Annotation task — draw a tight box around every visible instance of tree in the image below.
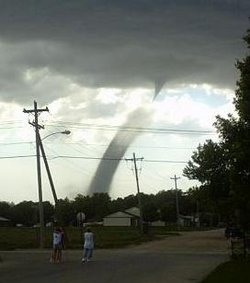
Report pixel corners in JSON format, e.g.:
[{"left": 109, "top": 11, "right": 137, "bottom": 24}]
[
  {"left": 11, "top": 201, "right": 37, "bottom": 226},
  {"left": 184, "top": 27, "right": 250, "bottom": 228},
  {"left": 215, "top": 29, "right": 250, "bottom": 227},
  {"left": 183, "top": 140, "right": 230, "bottom": 202},
  {"left": 43, "top": 201, "right": 55, "bottom": 224},
  {"left": 0, "top": 201, "right": 12, "bottom": 219},
  {"left": 55, "top": 198, "right": 75, "bottom": 226},
  {"left": 90, "top": 193, "right": 111, "bottom": 221}
]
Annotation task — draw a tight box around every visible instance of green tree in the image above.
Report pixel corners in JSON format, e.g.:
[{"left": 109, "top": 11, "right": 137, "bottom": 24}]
[
  {"left": 184, "top": 27, "right": 250, "bottom": 228},
  {"left": 90, "top": 193, "right": 111, "bottom": 221},
  {"left": 0, "top": 201, "right": 12, "bottom": 219},
  {"left": 183, "top": 140, "right": 230, "bottom": 202},
  {"left": 55, "top": 198, "right": 74, "bottom": 226},
  {"left": 43, "top": 201, "right": 55, "bottom": 224},
  {"left": 214, "top": 29, "right": 250, "bottom": 227},
  {"left": 11, "top": 201, "right": 37, "bottom": 226}
]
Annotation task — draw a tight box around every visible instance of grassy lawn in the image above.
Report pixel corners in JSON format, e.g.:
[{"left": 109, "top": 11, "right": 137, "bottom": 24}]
[
  {"left": 0, "top": 226, "right": 178, "bottom": 250},
  {"left": 200, "top": 260, "right": 250, "bottom": 283}
]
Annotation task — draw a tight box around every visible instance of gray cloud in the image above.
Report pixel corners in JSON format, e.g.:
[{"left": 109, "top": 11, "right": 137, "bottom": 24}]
[{"left": 0, "top": 0, "right": 249, "bottom": 103}]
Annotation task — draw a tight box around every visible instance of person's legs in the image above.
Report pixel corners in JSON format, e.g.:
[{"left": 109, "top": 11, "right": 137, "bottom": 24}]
[
  {"left": 51, "top": 246, "right": 59, "bottom": 263},
  {"left": 82, "top": 248, "right": 93, "bottom": 261},
  {"left": 88, "top": 249, "right": 93, "bottom": 260},
  {"left": 82, "top": 248, "right": 88, "bottom": 262},
  {"left": 57, "top": 247, "right": 62, "bottom": 262},
  {"left": 51, "top": 248, "right": 56, "bottom": 263}
]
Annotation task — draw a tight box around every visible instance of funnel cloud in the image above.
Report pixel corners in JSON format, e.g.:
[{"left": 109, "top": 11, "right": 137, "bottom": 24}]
[{"left": 88, "top": 107, "right": 153, "bottom": 195}]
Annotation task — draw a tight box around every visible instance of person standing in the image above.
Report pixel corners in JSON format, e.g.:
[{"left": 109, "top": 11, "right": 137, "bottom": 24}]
[
  {"left": 57, "top": 227, "right": 65, "bottom": 262},
  {"left": 82, "top": 228, "right": 94, "bottom": 262},
  {"left": 51, "top": 227, "right": 62, "bottom": 263}
]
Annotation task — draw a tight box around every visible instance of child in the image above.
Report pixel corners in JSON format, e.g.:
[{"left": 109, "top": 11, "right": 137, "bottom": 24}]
[
  {"left": 82, "top": 228, "right": 94, "bottom": 262},
  {"left": 51, "top": 227, "right": 62, "bottom": 263}
]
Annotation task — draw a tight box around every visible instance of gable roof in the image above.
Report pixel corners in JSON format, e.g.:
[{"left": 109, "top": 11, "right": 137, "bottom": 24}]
[
  {"left": 124, "top": 207, "right": 140, "bottom": 217},
  {"left": 104, "top": 207, "right": 140, "bottom": 219},
  {"left": 104, "top": 211, "right": 134, "bottom": 218}
]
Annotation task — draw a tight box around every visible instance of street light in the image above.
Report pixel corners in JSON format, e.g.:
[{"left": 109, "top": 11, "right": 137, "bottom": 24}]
[
  {"left": 37, "top": 129, "right": 71, "bottom": 248},
  {"left": 42, "top": 130, "right": 71, "bottom": 141}
]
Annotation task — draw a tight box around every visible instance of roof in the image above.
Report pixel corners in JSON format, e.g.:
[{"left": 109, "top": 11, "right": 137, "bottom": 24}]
[
  {"left": 124, "top": 207, "right": 140, "bottom": 217},
  {"left": 0, "top": 216, "right": 10, "bottom": 222},
  {"left": 104, "top": 207, "right": 140, "bottom": 219}
]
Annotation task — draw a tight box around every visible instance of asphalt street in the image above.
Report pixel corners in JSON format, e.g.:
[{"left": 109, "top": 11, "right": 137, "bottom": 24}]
[{"left": 0, "top": 230, "right": 229, "bottom": 283}]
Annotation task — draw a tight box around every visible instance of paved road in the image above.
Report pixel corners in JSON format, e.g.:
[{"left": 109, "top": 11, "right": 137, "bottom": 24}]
[{"left": 0, "top": 229, "right": 229, "bottom": 283}]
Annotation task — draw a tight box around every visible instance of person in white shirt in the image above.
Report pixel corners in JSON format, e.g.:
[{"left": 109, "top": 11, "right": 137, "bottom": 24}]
[
  {"left": 51, "top": 227, "right": 62, "bottom": 263},
  {"left": 82, "top": 228, "right": 94, "bottom": 262}
]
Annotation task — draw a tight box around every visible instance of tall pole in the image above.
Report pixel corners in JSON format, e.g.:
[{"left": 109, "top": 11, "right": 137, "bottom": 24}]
[
  {"left": 23, "top": 101, "right": 49, "bottom": 248},
  {"left": 35, "top": 102, "right": 44, "bottom": 248},
  {"left": 126, "top": 153, "right": 144, "bottom": 232},
  {"left": 171, "top": 174, "right": 181, "bottom": 229}
]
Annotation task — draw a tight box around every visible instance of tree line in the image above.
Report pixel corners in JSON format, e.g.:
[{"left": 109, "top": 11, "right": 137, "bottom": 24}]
[{"left": 0, "top": 189, "right": 219, "bottom": 227}]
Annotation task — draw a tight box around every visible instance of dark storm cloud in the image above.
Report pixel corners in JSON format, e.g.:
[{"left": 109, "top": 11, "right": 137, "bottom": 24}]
[{"left": 0, "top": 0, "right": 249, "bottom": 103}]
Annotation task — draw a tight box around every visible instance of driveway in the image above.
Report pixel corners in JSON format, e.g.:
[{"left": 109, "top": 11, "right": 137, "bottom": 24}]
[{"left": 0, "top": 229, "right": 229, "bottom": 283}]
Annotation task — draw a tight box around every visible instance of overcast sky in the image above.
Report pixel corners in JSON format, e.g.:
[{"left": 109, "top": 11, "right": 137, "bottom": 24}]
[{"left": 0, "top": 0, "right": 249, "bottom": 204}]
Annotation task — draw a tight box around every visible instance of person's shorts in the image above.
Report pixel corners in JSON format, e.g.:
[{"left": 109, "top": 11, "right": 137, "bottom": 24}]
[{"left": 53, "top": 244, "right": 62, "bottom": 250}]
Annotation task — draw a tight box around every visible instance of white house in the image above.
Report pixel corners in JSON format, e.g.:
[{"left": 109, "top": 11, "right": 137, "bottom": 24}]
[{"left": 103, "top": 207, "right": 140, "bottom": 227}]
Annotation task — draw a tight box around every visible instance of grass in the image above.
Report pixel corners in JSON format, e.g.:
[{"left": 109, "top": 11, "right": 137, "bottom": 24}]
[
  {"left": 0, "top": 226, "right": 178, "bottom": 250},
  {"left": 200, "top": 259, "right": 250, "bottom": 283}
]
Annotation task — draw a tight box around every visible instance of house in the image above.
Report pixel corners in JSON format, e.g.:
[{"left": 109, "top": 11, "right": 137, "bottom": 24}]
[
  {"left": 0, "top": 216, "right": 11, "bottom": 227},
  {"left": 103, "top": 207, "right": 140, "bottom": 227},
  {"left": 179, "top": 215, "right": 195, "bottom": 227},
  {"left": 151, "top": 220, "right": 165, "bottom": 227}
]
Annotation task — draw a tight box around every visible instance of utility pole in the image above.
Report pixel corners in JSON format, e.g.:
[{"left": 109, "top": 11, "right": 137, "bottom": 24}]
[
  {"left": 23, "top": 101, "right": 49, "bottom": 248},
  {"left": 171, "top": 174, "right": 181, "bottom": 229},
  {"left": 125, "top": 153, "right": 144, "bottom": 233}
]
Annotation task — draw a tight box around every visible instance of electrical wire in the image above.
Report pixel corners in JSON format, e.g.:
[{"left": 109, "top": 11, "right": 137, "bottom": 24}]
[
  {"left": 46, "top": 121, "right": 215, "bottom": 135},
  {"left": 0, "top": 153, "right": 188, "bottom": 163}
]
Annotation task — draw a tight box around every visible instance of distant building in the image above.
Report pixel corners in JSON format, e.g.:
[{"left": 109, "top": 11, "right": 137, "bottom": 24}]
[
  {"left": 0, "top": 216, "right": 11, "bottom": 227},
  {"left": 151, "top": 220, "right": 165, "bottom": 227},
  {"left": 103, "top": 207, "right": 140, "bottom": 227},
  {"left": 179, "top": 215, "right": 196, "bottom": 227}
]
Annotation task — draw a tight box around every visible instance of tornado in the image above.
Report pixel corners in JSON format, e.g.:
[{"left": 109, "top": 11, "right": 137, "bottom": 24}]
[
  {"left": 87, "top": 107, "right": 153, "bottom": 195},
  {"left": 153, "top": 79, "right": 166, "bottom": 100}
]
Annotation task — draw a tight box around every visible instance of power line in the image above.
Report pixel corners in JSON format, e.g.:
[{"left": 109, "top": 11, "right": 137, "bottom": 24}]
[
  {"left": 0, "top": 154, "right": 188, "bottom": 163},
  {"left": 0, "top": 140, "right": 197, "bottom": 150},
  {"left": 46, "top": 121, "right": 215, "bottom": 135},
  {"left": 0, "top": 154, "right": 36, "bottom": 159}
]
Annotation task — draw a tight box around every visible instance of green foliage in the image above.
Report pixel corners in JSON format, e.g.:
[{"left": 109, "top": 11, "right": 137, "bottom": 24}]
[
  {"left": 183, "top": 27, "right": 250, "bottom": 228},
  {"left": 0, "top": 227, "right": 40, "bottom": 249},
  {"left": 1, "top": 189, "right": 203, "bottom": 228},
  {"left": 11, "top": 201, "right": 38, "bottom": 226},
  {"left": 0, "top": 226, "right": 178, "bottom": 250},
  {"left": 55, "top": 198, "right": 75, "bottom": 225},
  {"left": 0, "top": 201, "right": 13, "bottom": 219}
]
